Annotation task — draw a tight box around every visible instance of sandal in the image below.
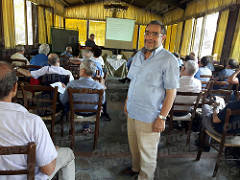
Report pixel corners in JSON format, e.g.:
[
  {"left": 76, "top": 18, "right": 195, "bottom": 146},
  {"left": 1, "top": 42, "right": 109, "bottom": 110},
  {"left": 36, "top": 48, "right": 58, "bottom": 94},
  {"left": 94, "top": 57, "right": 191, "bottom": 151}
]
[{"left": 121, "top": 167, "right": 139, "bottom": 176}]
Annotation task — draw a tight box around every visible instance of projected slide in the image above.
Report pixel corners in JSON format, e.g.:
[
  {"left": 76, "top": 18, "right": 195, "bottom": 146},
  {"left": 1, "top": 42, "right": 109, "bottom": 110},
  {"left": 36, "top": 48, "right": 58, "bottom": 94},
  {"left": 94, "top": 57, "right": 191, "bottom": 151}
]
[
  {"left": 105, "top": 17, "right": 135, "bottom": 49},
  {"left": 106, "top": 18, "right": 135, "bottom": 41}
]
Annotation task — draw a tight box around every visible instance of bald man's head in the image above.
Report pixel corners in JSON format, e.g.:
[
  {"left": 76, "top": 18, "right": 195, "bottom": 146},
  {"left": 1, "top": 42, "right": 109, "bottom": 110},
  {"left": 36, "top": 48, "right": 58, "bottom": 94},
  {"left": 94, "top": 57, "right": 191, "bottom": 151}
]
[
  {"left": 0, "top": 62, "right": 17, "bottom": 100},
  {"left": 48, "top": 53, "right": 60, "bottom": 66}
]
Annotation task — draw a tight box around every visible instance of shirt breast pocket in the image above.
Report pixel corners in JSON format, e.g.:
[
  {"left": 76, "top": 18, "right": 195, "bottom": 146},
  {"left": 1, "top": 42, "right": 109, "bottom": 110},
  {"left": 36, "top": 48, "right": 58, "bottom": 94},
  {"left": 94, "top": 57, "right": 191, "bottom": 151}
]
[{"left": 145, "top": 67, "right": 163, "bottom": 88}]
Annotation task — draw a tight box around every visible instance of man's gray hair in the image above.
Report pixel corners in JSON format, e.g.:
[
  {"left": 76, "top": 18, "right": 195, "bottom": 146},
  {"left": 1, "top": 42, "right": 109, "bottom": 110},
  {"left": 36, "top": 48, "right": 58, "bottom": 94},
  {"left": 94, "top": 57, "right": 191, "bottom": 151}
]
[
  {"left": 38, "top": 44, "right": 50, "bottom": 55},
  {"left": 184, "top": 60, "right": 198, "bottom": 75},
  {"left": 80, "top": 59, "right": 96, "bottom": 76},
  {"left": 146, "top": 20, "right": 166, "bottom": 35},
  {"left": 0, "top": 62, "right": 17, "bottom": 100},
  {"left": 48, "top": 53, "right": 59, "bottom": 66},
  {"left": 15, "top": 45, "right": 25, "bottom": 52}
]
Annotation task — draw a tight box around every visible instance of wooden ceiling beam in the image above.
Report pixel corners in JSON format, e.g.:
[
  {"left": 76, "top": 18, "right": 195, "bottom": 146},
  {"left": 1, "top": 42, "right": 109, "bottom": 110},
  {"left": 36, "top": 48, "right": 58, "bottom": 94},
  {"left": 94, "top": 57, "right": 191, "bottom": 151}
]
[
  {"left": 160, "top": 0, "right": 186, "bottom": 9},
  {"left": 55, "top": 0, "right": 71, "bottom": 7}
]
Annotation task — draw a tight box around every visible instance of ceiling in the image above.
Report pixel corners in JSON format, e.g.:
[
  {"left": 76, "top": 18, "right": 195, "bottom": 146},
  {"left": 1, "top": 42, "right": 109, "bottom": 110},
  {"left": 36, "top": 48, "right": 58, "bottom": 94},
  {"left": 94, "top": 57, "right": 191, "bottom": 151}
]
[{"left": 56, "top": 0, "right": 194, "bottom": 16}]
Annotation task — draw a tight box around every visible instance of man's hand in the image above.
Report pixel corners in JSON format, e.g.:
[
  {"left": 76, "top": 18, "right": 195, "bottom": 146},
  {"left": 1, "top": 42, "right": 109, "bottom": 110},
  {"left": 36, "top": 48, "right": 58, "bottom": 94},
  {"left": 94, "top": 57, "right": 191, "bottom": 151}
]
[{"left": 153, "top": 118, "right": 165, "bottom": 133}]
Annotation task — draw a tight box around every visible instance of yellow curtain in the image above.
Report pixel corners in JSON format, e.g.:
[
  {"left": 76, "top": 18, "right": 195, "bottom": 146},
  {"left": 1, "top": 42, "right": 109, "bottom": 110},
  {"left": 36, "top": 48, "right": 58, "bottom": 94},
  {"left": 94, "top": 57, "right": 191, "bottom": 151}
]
[
  {"left": 212, "top": 9, "right": 229, "bottom": 61},
  {"left": 169, "top": 24, "right": 178, "bottom": 53},
  {"left": 45, "top": 9, "right": 52, "bottom": 44},
  {"left": 2, "top": 0, "right": 15, "bottom": 48},
  {"left": 65, "top": 2, "right": 162, "bottom": 25},
  {"left": 38, "top": 6, "right": 46, "bottom": 44},
  {"left": 163, "top": 9, "right": 184, "bottom": 25},
  {"left": 65, "top": 19, "right": 87, "bottom": 45},
  {"left": 132, "top": 25, "right": 138, "bottom": 49},
  {"left": 28, "top": 0, "right": 65, "bottom": 16},
  {"left": 54, "top": 15, "right": 64, "bottom": 28},
  {"left": 89, "top": 21, "right": 105, "bottom": 46},
  {"left": 180, "top": 19, "right": 193, "bottom": 56},
  {"left": 138, "top": 25, "right": 146, "bottom": 49},
  {"left": 184, "top": 0, "right": 237, "bottom": 19},
  {"left": 230, "top": 9, "right": 240, "bottom": 62},
  {"left": 174, "top": 21, "right": 183, "bottom": 53},
  {"left": 164, "top": 25, "right": 172, "bottom": 50}
]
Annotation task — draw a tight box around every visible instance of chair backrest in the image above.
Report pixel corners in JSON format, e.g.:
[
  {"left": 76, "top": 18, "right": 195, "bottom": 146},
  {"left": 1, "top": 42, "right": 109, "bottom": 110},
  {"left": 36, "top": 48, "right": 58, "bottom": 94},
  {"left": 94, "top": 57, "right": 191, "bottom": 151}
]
[
  {"left": 222, "top": 109, "right": 240, "bottom": 138},
  {"left": 200, "top": 75, "right": 213, "bottom": 90},
  {"left": 211, "top": 80, "right": 233, "bottom": 90},
  {"left": 207, "top": 89, "right": 233, "bottom": 105},
  {"left": 170, "top": 91, "right": 202, "bottom": 120},
  {"left": 0, "top": 142, "right": 36, "bottom": 180},
  {"left": 64, "top": 65, "right": 80, "bottom": 79},
  {"left": 20, "top": 84, "right": 58, "bottom": 117},
  {"left": 67, "top": 88, "right": 104, "bottom": 117},
  {"left": 41, "top": 74, "right": 70, "bottom": 86}
]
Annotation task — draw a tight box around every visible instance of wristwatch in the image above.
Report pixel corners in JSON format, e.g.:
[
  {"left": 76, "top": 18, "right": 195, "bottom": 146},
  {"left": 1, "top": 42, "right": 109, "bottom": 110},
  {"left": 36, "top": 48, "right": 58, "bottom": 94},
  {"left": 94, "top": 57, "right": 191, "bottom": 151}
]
[{"left": 158, "top": 114, "right": 166, "bottom": 120}]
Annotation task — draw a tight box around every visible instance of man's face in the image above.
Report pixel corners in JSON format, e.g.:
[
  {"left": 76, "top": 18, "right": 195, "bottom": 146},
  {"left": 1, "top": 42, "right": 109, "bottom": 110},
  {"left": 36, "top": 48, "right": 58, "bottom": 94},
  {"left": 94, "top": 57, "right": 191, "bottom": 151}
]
[
  {"left": 90, "top": 35, "right": 94, "bottom": 41},
  {"left": 144, "top": 24, "right": 166, "bottom": 51}
]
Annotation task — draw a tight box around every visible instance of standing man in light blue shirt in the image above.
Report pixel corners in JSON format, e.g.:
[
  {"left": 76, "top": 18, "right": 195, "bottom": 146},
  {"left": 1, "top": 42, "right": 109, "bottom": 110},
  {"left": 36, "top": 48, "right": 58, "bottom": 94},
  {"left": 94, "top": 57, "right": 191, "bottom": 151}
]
[{"left": 122, "top": 21, "right": 179, "bottom": 180}]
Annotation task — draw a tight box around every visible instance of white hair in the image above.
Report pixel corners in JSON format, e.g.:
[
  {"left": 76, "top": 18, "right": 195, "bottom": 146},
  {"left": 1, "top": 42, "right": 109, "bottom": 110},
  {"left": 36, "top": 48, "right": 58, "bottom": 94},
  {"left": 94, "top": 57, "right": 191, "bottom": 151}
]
[
  {"left": 184, "top": 60, "right": 199, "bottom": 75},
  {"left": 38, "top": 44, "right": 50, "bottom": 55},
  {"left": 80, "top": 59, "right": 96, "bottom": 76},
  {"left": 15, "top": 45, "right": 25, "bottom": 52}
]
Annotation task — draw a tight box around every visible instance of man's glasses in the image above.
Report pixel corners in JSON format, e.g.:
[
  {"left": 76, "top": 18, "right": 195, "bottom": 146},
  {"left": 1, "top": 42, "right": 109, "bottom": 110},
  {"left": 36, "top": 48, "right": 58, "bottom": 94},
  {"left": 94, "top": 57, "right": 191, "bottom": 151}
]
[{"left": 144, "top": 31, "right": 162, "bottom": 37}]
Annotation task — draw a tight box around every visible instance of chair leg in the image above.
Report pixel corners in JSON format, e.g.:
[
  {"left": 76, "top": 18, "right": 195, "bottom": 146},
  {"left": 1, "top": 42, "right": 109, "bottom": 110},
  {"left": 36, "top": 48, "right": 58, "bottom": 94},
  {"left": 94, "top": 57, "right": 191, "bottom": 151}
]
[
  {"left": 186, "top": 121, "right": 192, "bottom": 147},
  {"left": 51, "top": 117, "right": 55, "bottom": 142},
  {"left": 213, "top": 144, "right": 224, "bottom": 177},
  {"left": 93, "top": 121, "right": 99, "bottom": 150},
  {"left": 196, "top": 129, "right": 206, "bottom": 161},
  {"left": 70, "top": 116, "right": 75, "bottom": 150}
]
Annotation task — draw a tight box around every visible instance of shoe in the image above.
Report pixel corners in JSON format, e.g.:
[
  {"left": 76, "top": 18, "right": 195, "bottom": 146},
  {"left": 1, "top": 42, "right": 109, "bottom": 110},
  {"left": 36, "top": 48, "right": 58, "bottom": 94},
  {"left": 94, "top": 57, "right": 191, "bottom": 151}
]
[
  {"left": 81, "top": 128, "right": 92, "bottom": 135},
  {"left": 118, "top": 78, "right": 127, "bottom": 84},
  {"left": 101, "top": 113, "right": 111, "bottom": 121},
  {"left": 121, "top": 167, "right": 139, "bottom": 176}
]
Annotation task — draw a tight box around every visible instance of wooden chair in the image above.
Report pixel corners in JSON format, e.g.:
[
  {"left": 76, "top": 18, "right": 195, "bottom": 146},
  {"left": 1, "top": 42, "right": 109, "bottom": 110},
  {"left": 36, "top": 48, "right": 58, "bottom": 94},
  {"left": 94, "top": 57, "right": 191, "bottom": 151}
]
[
  {"left": 196, "top": 109, "right": 240, "bottom": 177},
  {"left": 167, "top": 92, "right": 202, "bottom": 146},
  {"left": 200, "top": 75, "right": 213, "bottom": 91},
  {"left": 211, "top": 78, "right": 233, "bottom": 90},
  {"left": 68, "top": 88, "right": 104, "bottom": 150},
  {"left": 64, "top": 65, "right": 80, "bottom": 79},
  {"left": 0, "top": 142, "right": 36, "bottom": 180},
  {"left": 20, "top": 84, "right": 62, "bottom": 142},
  {"left": 206, "top": 89, "right": 233, "bottom": 105}
]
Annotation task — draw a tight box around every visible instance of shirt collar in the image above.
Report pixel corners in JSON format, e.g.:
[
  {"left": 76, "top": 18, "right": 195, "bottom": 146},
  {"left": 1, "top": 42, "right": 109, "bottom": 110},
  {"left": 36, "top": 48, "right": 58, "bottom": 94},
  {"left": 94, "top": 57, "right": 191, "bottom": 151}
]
[
  {"left": 141, "top": 45, "right": 163, "bottom": 57},
  {"left": 79, "top": 77, "right": 94, "bottom": 81},
  {"left": 181, "top": 75, "right": 194, "bottom": 79}
]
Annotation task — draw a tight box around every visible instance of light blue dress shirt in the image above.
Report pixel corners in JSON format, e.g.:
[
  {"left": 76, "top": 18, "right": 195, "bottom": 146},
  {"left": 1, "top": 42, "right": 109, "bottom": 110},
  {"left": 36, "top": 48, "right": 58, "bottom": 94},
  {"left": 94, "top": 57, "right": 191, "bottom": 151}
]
[
  {"left": 127, "top": 46, "right": 179, "bottom": 123},
  {"left": 60, "top": 77, "right": 105, "bottom": 111}
]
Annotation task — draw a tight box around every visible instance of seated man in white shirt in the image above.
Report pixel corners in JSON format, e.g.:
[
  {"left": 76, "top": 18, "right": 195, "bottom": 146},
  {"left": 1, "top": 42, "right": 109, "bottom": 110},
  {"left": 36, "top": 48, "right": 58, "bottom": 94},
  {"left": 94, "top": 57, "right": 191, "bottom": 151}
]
[
  {"left": 10, "top": 45, "right": 30, "bottom": 66},
  {"left": 16, "top": 53, "right": 74, "bottom": 84},
  {"left": 0, "top": 62, "right": 75, "bottom": 180},
  {"left": 174, "top": 60, "right": 202, "bottom": 129}
]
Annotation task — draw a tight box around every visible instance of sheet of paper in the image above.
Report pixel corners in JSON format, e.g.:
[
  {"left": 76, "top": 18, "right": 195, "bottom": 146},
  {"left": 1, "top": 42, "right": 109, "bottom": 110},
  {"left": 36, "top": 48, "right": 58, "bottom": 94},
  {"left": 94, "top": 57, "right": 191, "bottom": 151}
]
[{"left": 50, "top": 82, "right": 65, "bottom": 94}]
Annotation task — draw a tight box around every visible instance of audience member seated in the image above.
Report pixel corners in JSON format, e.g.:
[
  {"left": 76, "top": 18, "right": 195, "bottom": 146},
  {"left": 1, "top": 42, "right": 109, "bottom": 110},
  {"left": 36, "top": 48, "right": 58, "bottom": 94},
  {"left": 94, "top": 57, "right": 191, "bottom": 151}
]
[
  {"left": 174, "top": 60, "right": 201, "bottom": 128},
  {"left": 60, "top": 60, "right": 106, "bottom": 133},
  {"left": 61, "top": 46, "right": 73, "bottom": 58},
  {"left": 228, "top": 64, "right": 240, "bottom": 85},
  {"left": 173, "top": 52, "right": 183, "bottom": 67},
  {"left": 91, "top": 45, "right": 105, "bottom": 67},
  {"left": 30, "top": 44, "right": 50, "bottom": 68},
  {"left": 194, "top": 56, "right": 212, "bottom": 87},
  {"left": 200, "top": 100, "right": 240, "bottom": 151},
  {"left": 10, "top": 45, "right": 30, "bottom": 66},
  {"left": 85, "top": 33, "right": 96, "bottom": 48},
  {"left": 0, "top": 62, "right": 75, "bottom": 180},
  {"left": 16, "top": 53, "right": 74, "bottom": 84}
]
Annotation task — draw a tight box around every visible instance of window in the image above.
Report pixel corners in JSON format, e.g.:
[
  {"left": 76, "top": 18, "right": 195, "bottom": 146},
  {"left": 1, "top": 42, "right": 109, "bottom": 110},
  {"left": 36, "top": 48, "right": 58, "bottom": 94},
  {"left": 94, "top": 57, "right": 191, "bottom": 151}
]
[
  {"left": 192, "top": 17, "right": 203, "bottom": 57},
  {"left": 200, "top": 12, "right": 219, "bottom": 57},
  {"left": 27, "top": 1, "right": 33, "bottom": 45},
  {"left": 65, "top": 19, "right": 87, "bottom": 45},
  {"left": 14, "top": 0, "right": 25, "bottom": 45},
  {"left": 138, "top": 25, "right": 146, "bottom": 50},
  {"left": 89, "top": 20, "right": 105, "bottom": 46}
]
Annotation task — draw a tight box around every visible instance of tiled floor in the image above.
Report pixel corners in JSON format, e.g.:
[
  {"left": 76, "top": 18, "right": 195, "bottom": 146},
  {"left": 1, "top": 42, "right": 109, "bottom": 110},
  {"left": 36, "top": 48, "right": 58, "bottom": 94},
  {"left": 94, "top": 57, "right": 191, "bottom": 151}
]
[{"left": 54, "top": 77, "right": 240, "bottom": 180}]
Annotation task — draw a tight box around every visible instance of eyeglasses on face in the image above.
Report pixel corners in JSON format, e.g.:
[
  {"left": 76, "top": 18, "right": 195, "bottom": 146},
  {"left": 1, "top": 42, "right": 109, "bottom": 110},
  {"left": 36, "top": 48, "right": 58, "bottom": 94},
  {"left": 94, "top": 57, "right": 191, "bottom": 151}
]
[{"left": 144, "top": 31, "right": 162, "bottom": 37}]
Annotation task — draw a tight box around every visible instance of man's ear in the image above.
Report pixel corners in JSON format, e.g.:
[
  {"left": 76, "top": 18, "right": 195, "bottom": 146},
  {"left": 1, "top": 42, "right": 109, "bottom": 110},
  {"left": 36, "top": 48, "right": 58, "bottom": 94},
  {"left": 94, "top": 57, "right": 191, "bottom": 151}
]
[
  {"left": 161, "top": 34, "right": 167, "bottom": 43},
  {"left": 11, "top": 82, "right": 18, "bottom": 98}
]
